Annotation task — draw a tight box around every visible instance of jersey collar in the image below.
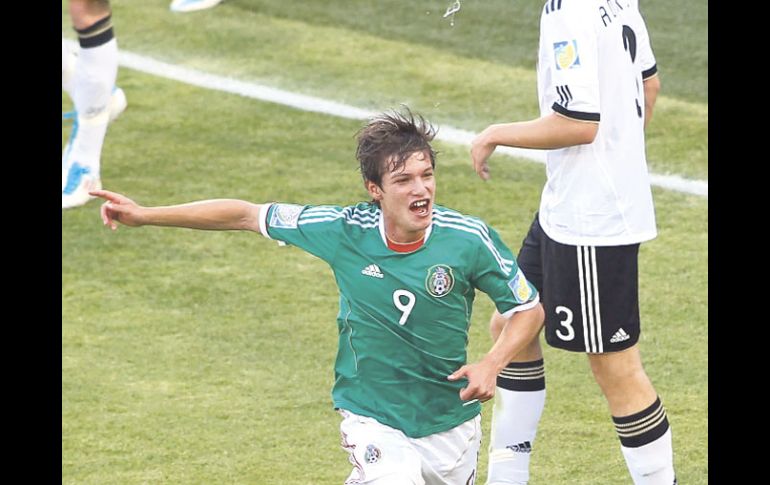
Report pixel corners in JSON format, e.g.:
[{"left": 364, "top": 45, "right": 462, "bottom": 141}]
[{"left": 377, "top": 209, "right": 434, "bottom": 250}]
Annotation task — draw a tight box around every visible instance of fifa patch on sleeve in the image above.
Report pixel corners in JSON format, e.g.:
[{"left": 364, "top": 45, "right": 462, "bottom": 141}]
[
  {"left": 553, "top": 40, "right": 580, "bottom": 70},
  {"left": 508, "top": 269, "right": 533, "bottom": 303},
  {"left": 270, "top": 204, "right": 303, "bottom": 229}
]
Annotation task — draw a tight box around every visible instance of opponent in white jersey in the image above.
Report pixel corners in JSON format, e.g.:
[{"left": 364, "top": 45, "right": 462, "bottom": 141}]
[
  {"left": 536, "top": 0, "right": 658, "bottom": 246},
  {"left": 471, "top": 1, "right": 675, "bottom": 484}
]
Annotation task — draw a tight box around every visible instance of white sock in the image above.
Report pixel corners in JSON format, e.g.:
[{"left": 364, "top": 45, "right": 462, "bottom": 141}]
[
  {"left": 62, "top": 40, "right": 77, "bottom": 99},
  {"left": 486, "top": 360, "right": 546, "bottom": 485},
  {"left": 72, "top": 37, "right": 117, "bottom": 121},
  {"left": 64, "top": 111, "right": 110, "bottom": 182},
  {"left": 621, "top": 428, "right": 676, "bottom": 484},
  {"left": 615, "top": 397, "right": 676, "bottom": 485},
  {"left": 66, "top": 15, "right": 119, "bottom": 179}
]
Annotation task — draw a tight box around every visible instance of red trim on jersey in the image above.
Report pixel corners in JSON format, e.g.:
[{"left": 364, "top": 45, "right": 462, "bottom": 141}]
[{"left": 387, "top": 237, "right": 425, "bottom": 253}]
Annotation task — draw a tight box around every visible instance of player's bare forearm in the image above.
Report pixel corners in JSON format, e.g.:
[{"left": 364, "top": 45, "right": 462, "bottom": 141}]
[
  {"left": 448, "top": 303, "right": 544, "bottom": 402},
  {"left": 471, "top": 114, "right": 597, "bottom": 180},
  {"left": 478, "top": 113, "right": 597, "bottom": 151},
  {"left": 482, "top": 303, "right": 545, "bottom": 372},
  {"left": 90, "top": 189, "right": 263, "bottom": 232},
  {"left": 140, "top": 199, "right": 262, "bottom": 231}
]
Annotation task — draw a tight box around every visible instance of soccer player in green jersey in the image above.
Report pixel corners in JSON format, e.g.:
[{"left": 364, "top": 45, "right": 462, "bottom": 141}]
[{"left": 90, "top": 108, "right": 544, "bottom": 484}]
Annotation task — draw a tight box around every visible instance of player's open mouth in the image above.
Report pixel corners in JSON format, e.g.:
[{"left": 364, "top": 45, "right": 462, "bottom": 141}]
[{"left": 409, "top": 199, "right": 431, "bottom": 216}]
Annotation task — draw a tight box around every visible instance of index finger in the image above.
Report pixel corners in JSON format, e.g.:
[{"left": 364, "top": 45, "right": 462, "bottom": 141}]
[
  {"left": 89, "top": 189, "right": 123, "bottom": 203},
  {"left": 447, "top": 366, "right": 467, "bottom": 381}
]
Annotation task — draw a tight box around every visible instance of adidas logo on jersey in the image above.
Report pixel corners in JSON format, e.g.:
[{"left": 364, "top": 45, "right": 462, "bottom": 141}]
[
  {"left": 610, "top": 328, "right": 631, "bottom": 343},
  {"left": 506, "top": 441, "right": 532, "bottom": 453},
  {"left": 361, "top": 264, "right": 384, "bottom": 279}
]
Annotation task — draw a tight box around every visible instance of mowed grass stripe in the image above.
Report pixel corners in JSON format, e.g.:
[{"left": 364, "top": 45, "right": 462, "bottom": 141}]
[
  {"left": 62, "top": 37, "right": 707, "bottom": 197},
  {"left": 63, "top": 1, "right": 707, "bottom": 180}
]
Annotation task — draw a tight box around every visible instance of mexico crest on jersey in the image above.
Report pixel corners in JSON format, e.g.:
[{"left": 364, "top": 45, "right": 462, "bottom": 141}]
[
  {"left": 507, "top": 268, "right": 533, "bottom": 303},
  {"left": 425, "top": 264, "right": 455, "bottom": 298},
  {"left": 553, "top": 40, "right": 580, "bottom": 70},
  {"left": 364, "top": 444, "right": 381, "bottom": 464}
]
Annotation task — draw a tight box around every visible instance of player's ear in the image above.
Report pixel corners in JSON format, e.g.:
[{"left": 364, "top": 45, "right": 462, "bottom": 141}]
[{"left": 366, "top": 180, "right": 383, "bottom": 201}]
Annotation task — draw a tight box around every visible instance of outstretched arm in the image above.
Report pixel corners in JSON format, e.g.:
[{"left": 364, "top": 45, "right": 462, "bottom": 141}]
[
  {"left": 90, "top": 189, "right": 263, "bottom": 233},
  {"left": 448, "top": 303, "right": 545, "bottom": 402},
  {"left": 471, "top": 112, "right": 598, "bottom": 180}
]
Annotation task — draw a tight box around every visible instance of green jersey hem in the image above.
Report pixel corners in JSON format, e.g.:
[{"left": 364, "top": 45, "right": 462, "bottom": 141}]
[{"left": 333, "top": 399, "right": 481, "bottom": 439}]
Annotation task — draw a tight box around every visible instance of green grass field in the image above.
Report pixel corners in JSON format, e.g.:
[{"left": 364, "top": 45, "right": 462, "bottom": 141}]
[{"left": 62, "top": 2, "right": 707, "bottom": 483}]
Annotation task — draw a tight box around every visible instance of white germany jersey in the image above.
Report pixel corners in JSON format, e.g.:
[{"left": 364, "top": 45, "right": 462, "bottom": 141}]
[{"left": 536, "top": 0, "right": 658, "bottom": 246}]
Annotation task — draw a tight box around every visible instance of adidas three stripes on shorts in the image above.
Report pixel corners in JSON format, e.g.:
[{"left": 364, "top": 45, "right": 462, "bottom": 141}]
[{"left": 517, "top": 215, "right": 641, "bottom": 354}]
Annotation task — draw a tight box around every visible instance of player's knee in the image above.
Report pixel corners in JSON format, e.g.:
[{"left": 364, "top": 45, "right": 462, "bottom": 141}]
[
  {"left": 69, "top": 0, "right": 111, "bottom": 29},
  {"left": 594, "top": 370, "right": 653, "bottom": 405},
  {"left": 589, "top": 346, "right": 645, "bottom": 382}
]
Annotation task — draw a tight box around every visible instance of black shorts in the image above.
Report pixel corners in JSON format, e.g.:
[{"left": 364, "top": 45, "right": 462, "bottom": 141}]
[{"left": 518, "top": 214, "right": 641, "bottom": 353}]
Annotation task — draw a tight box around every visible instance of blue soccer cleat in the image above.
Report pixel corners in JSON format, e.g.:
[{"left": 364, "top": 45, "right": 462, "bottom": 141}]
[
  {"left": 61, "top": 87, "right": 125, "bottom": 208},
  {"left": 61, "top": 162, "right": 101, "bottom": 209}
]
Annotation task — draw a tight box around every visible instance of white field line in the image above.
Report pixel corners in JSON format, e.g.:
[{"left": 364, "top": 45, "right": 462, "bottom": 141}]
[{"left": 63, "top": 39, "right": 708, "bottom": 198}]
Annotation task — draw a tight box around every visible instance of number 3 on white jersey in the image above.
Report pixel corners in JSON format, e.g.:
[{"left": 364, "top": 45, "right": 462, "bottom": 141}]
[{"left": 393, "top": 290, "right": 416, "bottom": 325}]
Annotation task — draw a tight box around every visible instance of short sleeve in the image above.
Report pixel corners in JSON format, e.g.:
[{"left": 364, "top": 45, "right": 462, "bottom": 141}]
[
  {"left": 540, "top": 3, "right": 601, "bottom": 122},
  {"left": 471, "top": 223, "right": 540, "bottom": 317},
  {"left": 633, "top": 8, "right": 657, "bottom": 79},
  {"left": 259, "top": 203, "right": 345, "bottom": 264}
]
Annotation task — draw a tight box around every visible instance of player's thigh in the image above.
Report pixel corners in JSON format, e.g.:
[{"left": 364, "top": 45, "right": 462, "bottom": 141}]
[
  {"left": 541, "top": 238, "right": 641, "bottom": 354},
  {"left": 587, "top": 344, "right": 653, "bottom": 393},
  {"left": 339, "top": 410, "right": 424, "bottom": 485},
  {"left": 411, "top": 414, "right": 481, "bottom": 485}
]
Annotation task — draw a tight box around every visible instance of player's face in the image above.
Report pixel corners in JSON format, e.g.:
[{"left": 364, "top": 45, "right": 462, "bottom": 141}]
[{"left": 367, "top": 151, "right": 435, "bottom": 243}]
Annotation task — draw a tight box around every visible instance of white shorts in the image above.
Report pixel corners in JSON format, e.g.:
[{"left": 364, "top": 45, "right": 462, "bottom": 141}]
[{"left": 338, "top": 409, "right": 481, "bottom": 485}]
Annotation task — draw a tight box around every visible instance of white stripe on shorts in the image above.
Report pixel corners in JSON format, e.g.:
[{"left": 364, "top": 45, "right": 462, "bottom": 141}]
[
  {"left": 590, "top": 246, "right": 604, "bottom": 353},
  {"left": 577, "top": 246, "right": 603, "bottom": 353}
]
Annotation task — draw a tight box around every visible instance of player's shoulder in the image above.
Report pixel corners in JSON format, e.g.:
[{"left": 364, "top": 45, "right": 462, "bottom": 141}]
[
  {"left": 433, "top": 204, "right": 486, "bottom": 223},
  {"left": 298, "top": 202, "right": 380, "bottom": 228},
  {"left": 432, "top": 206, "right": 514, "bottom": 270},
  {"left": 432, "top": 205, "right": 493, "bottom": 241},
  {"left": 348, "top": 201, "right": 381, "bottom": 217},
  {"left": 343, "top": 202, "right": 381, "bottom": 226}
]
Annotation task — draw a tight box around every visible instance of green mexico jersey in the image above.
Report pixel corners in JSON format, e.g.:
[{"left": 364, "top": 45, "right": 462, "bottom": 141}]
[{"left": 259, "top": 202, "right": 539, "bottom": 438}]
